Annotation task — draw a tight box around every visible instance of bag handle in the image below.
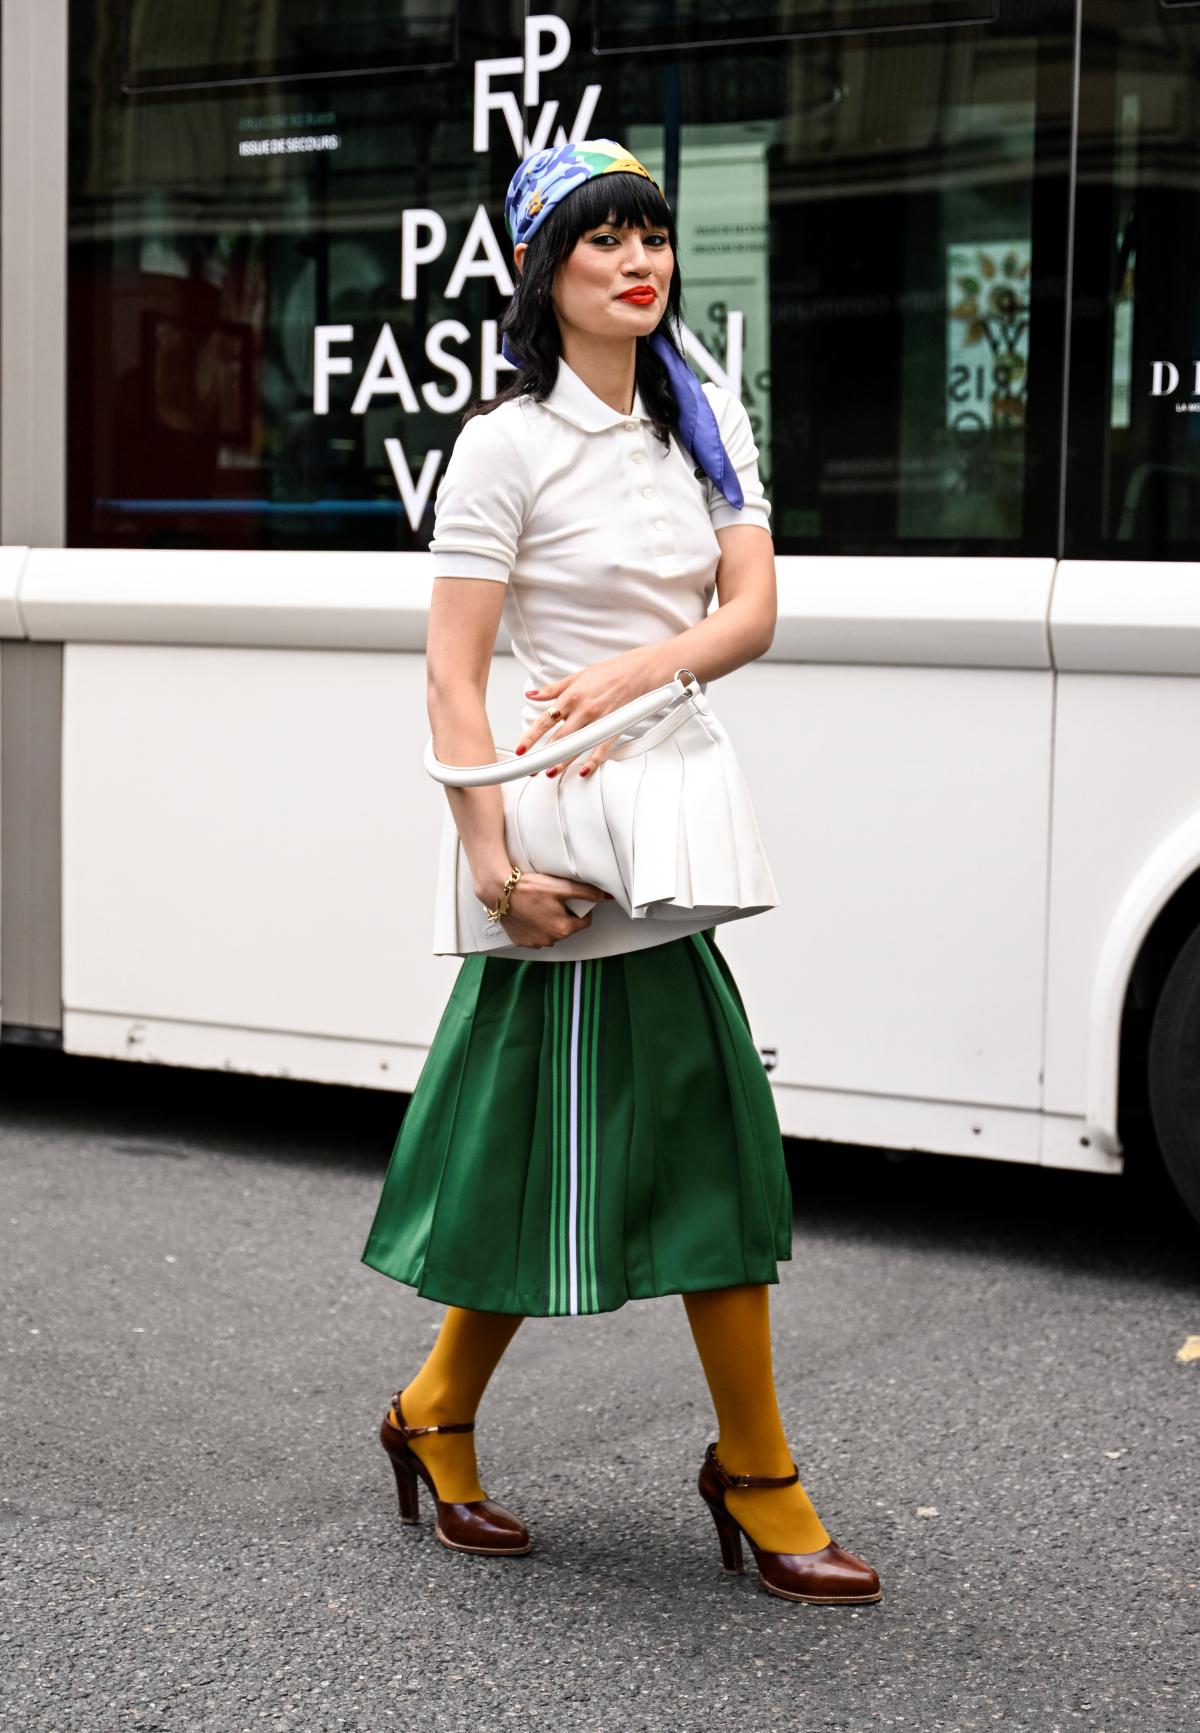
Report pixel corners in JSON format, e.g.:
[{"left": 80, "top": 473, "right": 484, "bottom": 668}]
[{"left": 424, "top": 668, "right": 700, "bottom": 788}]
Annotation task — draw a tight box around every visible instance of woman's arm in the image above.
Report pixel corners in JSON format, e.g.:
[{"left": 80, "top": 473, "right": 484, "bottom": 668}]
[
  {"left": 635, "top": 521, "right": 777, "bottom": 686},
  {"left": 426, "top": 573, "right": 514, "bottom": 910},
  {"left": 427, "top": 571, "right": 614, "bottom": 945}
]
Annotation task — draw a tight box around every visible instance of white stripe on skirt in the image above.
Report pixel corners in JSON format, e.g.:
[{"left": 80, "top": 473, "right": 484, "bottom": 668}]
[{"left": 567, "top": 960, "right": 582, "bottom": 1316}]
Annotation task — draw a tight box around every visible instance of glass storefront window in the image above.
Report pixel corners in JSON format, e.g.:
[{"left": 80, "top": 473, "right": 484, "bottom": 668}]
[
  {"left": 67, "top": 1, "right": 1075, "bottom": 555},
  {"left": 593, "top": 1, "right": 997, "bottom": 54},
  {"left": 122, "top": 1, "right": 458, "bottom": 91},
  {"left": 69, "top": 1, "right": 515, "bottom": 552},
  {"left": 1066, "top": 0, "right": 1200, "bottom": 558}
]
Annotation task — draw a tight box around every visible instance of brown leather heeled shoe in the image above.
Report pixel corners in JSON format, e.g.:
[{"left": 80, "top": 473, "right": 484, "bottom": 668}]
[
  {"left": 698, "top": 1441, "right": 881, "bottom": 1604},
  {"left": 379, "top": 1388, "right": 531, "bottom": 1557}
]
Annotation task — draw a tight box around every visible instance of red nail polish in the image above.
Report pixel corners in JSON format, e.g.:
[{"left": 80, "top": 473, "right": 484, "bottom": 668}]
[
  {"left": 580, "top": 767, "right": 590, "bottom": 777},
  {"left": 547, "top": 767, "right": 558, "bottom": 777},
  {"left": 515, "top": 745, "right": 526, "bottom": 755}
]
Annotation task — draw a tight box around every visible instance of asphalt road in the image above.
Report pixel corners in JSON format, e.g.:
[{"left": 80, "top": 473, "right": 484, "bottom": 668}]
[{"left": 3, "top": 1046, "right": 1199, "bottom": 1733}]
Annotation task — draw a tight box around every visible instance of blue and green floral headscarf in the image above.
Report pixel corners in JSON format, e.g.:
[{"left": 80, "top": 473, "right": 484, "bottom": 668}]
[
  {"left": 504, "top": 139, "right": 658, "bottom": 250},
  {"left": 502, "top": 138, "right": 745, "bottom": 511}
]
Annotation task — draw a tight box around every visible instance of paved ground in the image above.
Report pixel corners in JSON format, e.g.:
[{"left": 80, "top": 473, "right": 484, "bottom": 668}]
[{"left": 3, "top": 1046, "right": 1199, "bottom": 1733}]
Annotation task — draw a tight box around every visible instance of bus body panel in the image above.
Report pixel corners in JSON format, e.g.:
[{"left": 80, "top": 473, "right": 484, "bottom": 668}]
[{"left": 1043, "top": 670, "right": 1200, "bottom": 1137}]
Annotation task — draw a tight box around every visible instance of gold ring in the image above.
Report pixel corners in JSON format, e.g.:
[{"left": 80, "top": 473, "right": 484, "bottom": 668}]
[{"left": 548, "top": 708, "right": 563, "bottom": 722}]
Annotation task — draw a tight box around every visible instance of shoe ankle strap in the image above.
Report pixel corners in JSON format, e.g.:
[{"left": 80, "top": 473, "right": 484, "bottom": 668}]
[
  {"left": 399, "top": 1419, "right": 475, "bottom": 1437},
  {"left": 389, "top": 1392, "right": 475, "bottom": 1439},
  {"left": 705, "top": 1440, "right": 799, "bottom": 1490}
]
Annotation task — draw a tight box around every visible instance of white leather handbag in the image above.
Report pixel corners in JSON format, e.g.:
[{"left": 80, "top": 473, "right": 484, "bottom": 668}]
[{"left": 425, "top": 668, "right": 779, "bottom": 961}]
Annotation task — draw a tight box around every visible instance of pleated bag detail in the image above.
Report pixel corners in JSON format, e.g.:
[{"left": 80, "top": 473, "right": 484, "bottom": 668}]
[{"left": 429, "top": 672, "right": 779, "bottom": 962}]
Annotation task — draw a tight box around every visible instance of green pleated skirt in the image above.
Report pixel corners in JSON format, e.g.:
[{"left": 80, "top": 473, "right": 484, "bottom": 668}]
[{"left": 360, "top": 926, "right": 792, "bottom": 1317}]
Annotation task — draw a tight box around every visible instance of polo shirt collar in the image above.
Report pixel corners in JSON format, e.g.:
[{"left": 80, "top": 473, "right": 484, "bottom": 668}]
[{"left": 540, "top": 356, "right": 650, "bottom": 432}]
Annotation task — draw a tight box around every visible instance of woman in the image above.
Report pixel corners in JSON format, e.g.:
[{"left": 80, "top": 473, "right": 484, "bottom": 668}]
[{"left": 361, "top": 139, "right": 881, "bottom": 1606}]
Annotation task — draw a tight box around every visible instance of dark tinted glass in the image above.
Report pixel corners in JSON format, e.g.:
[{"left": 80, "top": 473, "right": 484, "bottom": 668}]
[
  {"left": 581, "top": 2, "right": 1073, "bottom": 551},
  {"left": 69, "top": 0, "right": 510, "bottom": 551},
  {"left": 66, "top": 0, "right": 1074, "bottom": 555},
  {"left": 1065, "top": 0, "right": 1200, "bottom": 557},
  {"left": 594, "top": 0, "right": 995, "bottom": 53},
  {"left": 121, "top": 1, "right": 458, "bottom": 91}
]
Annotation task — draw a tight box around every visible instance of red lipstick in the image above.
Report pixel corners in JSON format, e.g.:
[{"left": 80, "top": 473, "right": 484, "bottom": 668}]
[{"left": 617, "top": 286, "right": 657, "bottom": 304}]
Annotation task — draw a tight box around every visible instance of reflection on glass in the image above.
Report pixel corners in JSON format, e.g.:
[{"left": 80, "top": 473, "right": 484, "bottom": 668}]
[
  {"left": 596, "top": 12, "right": 1070, "bottom": 550},
  {"left": 123, "top": 0, "right": 458, "bottom": 90},
  {"left": 1068, "top": 0, "right": 1200, "bottom": 556},
  {"left": 759, "top": 27, "right": 1064, "bottom": 549},
  {"left": 594, "top": 0, "right": 995, "bottom": 54},
  {"left": 67, "top": 0, "right": 1071, "bottom": 555},
  {"left": 69, "top": 0, "right": 508, "bottom": 551},
  {"left": 946, "top": 242, "right": 1030, "bottom": 437}
]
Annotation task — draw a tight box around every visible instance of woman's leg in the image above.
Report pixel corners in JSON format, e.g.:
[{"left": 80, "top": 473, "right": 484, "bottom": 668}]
[
  {"left": 682, "top": 1281, "right": 832, "bottom": 1554},
  {"left": 392, "top": 1305, "right": 525, "bottom": 1502}
]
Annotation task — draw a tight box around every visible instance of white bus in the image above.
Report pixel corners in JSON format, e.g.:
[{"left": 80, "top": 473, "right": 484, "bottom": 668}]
[{"left": 5, "top": 0, "right": 1200, "bottom": 1224}]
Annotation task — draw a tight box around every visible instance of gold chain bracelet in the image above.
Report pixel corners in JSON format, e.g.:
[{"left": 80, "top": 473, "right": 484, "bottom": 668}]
[{"left": 484, "top": 864, "right": 522, "bottom": 923}]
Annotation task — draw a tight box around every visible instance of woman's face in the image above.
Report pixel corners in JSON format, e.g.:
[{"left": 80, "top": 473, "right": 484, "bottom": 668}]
[{"left": 515, "top": 212, "right": 673, "bottom": 348}]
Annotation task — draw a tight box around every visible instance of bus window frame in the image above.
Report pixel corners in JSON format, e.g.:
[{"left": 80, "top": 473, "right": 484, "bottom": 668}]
[
  {"left": 590, "top": 0, "right": 999, "bottom": 57},
  {"left": 117, "top": 0, "right": 463, "bottom": 95}
]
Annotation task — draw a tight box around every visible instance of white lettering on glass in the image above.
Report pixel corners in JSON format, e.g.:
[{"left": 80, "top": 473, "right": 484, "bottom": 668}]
[
  {"left": 473, "top": 14, "right": 601, "bottom": 156},
  {"left": 443, "top": 207, "right": 515, "bottom": 298},
  {"left": 401, "top": 211, "right": 448, "bottom": 301},
  {"left": 312, "top": 325, "right": 354, "bottom": 415},
  {"left": 382, "top": 441, "right": 444, "bottom": 530},
  {"left": 308, "top": 13, "right": 751, "bottom": 516},
  {"left": 350, "top": 325, "right": 421, "bottom": 415},
  {"left": 423, "top": 323, "right": 474, "bottom": 412}
]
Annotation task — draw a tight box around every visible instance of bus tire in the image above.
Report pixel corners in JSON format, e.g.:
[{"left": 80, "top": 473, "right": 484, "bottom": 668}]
[{"left": 1146, "top": 921, "right": 1200, "bottom": 1230}]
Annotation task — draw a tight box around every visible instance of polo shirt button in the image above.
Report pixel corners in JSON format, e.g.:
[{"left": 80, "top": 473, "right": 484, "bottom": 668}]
[
  {"left": 654, "top": 519, "right": 667, "bottom": 531},
  {"left": 631, "top": 452, "right": 645, "bottom": 464},
  {"left": 624, "top": 421, "right": 637, "bottom": 431},
  {"left": 641, "top": 486, "right": 654, "bottom": 499}
]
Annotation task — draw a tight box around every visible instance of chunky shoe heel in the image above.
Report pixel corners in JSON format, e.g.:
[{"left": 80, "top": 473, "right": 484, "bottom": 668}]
[
  {"left": 379, "top": 1388, "right": 531, "bottom": 1557},
  {"left": 388, "top": 1450, "right": 420, "bottom": 1524},
  {"left": 697, "top": 1441, "right": 881, "bottom": 1605},
  {"left": 702, "top": 1493, "right": 745, "bottom": 1573}
]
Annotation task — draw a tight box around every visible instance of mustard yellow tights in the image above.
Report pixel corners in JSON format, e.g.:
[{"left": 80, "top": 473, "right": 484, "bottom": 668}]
[
  {"left": 682, "top": 1282, "right": 831, "bottom": 1554},
  {"left": 391, "top": 1306, "right": 524, "bottom": 1502},
  {"left": 395, "top": 1282, "right": 830, "bottom": 1553}
]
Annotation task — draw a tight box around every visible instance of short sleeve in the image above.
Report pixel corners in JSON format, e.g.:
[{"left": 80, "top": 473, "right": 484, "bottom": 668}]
[
  {"left": 700, "top": 385, "right": 772, "bottom": 535},
  {"left": 428, "top": 405, "right": 532, "bottom": 583}
]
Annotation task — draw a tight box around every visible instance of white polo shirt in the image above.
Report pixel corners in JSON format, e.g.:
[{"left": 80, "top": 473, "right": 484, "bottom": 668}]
[{"left": 428, "top": 356, "right": 771, "bottom": 735}]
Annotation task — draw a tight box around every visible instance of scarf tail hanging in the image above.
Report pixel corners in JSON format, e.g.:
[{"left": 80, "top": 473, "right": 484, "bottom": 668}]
[{"left": 648, "top": 332, "right": 745, "bottom": 512}]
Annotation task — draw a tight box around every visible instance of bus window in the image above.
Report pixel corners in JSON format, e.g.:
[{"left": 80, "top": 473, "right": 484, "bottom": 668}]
[
  {"left": 68, "top": 0, "right": 495, "bottom": 554},
  {"left": 594, "top": 0, "right": 996, "bottom": 55},
  {"left": 604, "top": 9, "right": 1073, "bottom": 552},
  {"left": 67, "top": 1, "right": 1074, "bottom": 557},
  {"left": 122, "top": 0, "right": 460, "bottom": 91},
  {"left": 1066, "top": 0, "right": 1200, "bottom": 558}
]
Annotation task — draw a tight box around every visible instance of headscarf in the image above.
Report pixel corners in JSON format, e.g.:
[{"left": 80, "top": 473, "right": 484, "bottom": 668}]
[{"left": 501, "top": 139, "right": 745, "bottom": 511}]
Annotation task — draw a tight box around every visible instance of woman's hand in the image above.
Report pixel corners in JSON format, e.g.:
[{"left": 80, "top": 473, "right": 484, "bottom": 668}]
[
  {"left": 516, "top": 647, "right": 660, "bottom": 779},
  {"left": 494, "top": 870, "right": 613, "bottom": 949}
]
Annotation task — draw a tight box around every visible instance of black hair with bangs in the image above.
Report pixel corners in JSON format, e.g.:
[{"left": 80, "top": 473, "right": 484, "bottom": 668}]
[{"left": 463, "top": 169, "right": 686, "bottom": 456}]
